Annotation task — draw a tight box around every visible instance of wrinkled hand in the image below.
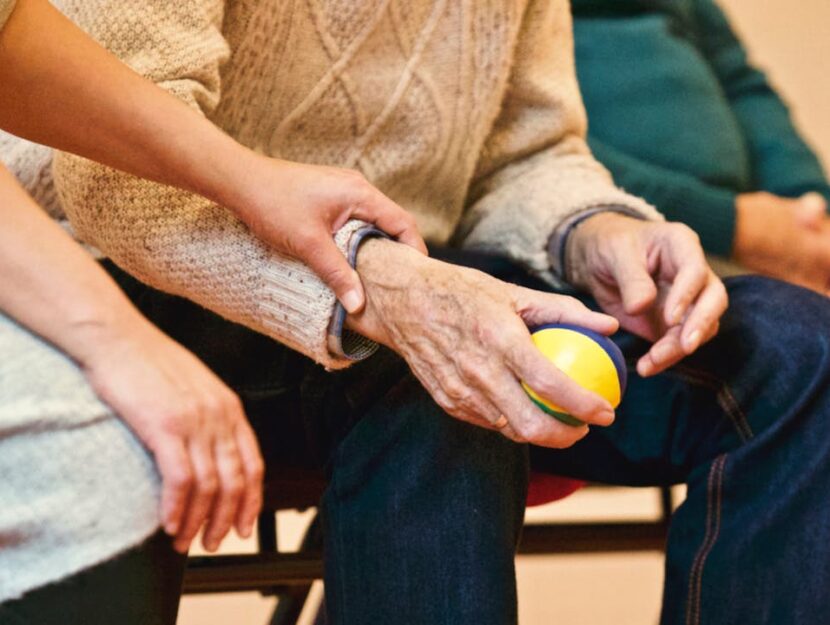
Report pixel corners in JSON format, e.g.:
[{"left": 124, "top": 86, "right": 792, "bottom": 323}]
[
  {"left": 346, "top": 238, "right": 620, "bottom": 448},
  {"left": 79, "top": 317, "right": 264, "bottom": 554},
  {"left": 735, "top": 192, "right": 830, "bottom": 293},
  {"left": 567, "top": 213, "right": 728, "bottom": 378},
  {"left": 235, "top": 158, "right": 427, "bottom": 313}
]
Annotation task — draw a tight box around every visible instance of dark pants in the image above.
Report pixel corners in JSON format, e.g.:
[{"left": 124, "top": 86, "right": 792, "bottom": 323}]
[
  {"left": 10, "top": 255, "right": 830, "bottom": 625},
  {"left": 0, "top": 531, "right": 185, "bottom": 625}
]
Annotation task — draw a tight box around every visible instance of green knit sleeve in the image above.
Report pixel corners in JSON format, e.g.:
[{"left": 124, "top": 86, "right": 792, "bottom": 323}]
[
  {"left": 588, "top": 136, "right": 737, "bottom": 257},
  {"left": 691, "top": 0, "right": 830, "bottom": 203},
  {"left": 0, "top": 0, "right": 16, "bottom": 31}
]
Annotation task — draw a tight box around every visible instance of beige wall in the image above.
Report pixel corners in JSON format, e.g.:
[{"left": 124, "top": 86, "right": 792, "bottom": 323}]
[{"left": 719, "top": 0, "right": 830, "bottom": 169}]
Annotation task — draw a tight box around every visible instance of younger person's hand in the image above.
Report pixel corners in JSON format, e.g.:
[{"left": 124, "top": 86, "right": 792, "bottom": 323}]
[
  {"left": 232, "top": 158, "right": 427, "bottom": 314},
  {"left": 77, "top": 316, "right": 264, "bottom": 554}
]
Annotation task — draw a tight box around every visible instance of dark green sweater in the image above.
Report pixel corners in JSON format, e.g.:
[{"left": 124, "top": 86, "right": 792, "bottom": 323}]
[{"left": 572, "top": 0, "right": 830, "bottom": 256}]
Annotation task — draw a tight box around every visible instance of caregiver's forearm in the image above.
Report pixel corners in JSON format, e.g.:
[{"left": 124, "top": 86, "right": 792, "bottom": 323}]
[
  {"left": 0, "top": 165, "right": 151, "bottom": 366},
  {"left": 0, "top": 0, "right": 259, "bottom": 213}
]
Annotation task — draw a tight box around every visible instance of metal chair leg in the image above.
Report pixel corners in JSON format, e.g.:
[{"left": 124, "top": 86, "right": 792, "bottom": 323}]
[{"left": 268, "top": 514, "right": 324, "bottom": 625}]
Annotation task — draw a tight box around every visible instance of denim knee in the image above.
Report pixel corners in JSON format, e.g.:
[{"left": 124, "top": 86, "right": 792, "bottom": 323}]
[{"left": 710, "top": 275, "right": 830, "bottom": 429}]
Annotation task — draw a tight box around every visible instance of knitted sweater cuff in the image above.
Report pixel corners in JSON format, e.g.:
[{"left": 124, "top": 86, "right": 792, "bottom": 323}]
[
  {"left": 0, "top": 0, "right": 15, "bottom": 31},
  {"left": 258, "top": 219, "right": 381, "bottom": 370},
  {"left": 547, "top": 205, "right": 652, "bottom": 282},
  {"left": 326, "top": 225, "right": 389, "bottom": 362}
]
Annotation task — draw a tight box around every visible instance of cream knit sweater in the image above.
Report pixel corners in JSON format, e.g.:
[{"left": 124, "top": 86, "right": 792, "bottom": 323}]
[{"left": 2, "top": 0, "right": 661, "bottom": 369}]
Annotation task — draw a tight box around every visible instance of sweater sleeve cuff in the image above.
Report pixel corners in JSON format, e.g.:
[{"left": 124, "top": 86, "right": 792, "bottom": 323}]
[
  {"left": 326, "top": 225, "right": 390, "bottom": 362},
  {"left": 547, "top": 205, "right": 653, "bottom": 282},
  {"left": 0, "top": 0, "right": 16, "bottom": 31}
]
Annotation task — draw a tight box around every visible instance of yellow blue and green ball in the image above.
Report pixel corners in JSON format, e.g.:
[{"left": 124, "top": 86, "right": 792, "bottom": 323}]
[{"left": 522, "top": 323, "right": 627, "bottom": 426}]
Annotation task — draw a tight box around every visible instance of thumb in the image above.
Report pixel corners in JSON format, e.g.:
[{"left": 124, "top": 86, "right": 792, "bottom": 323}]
[
  {"left": 796, "top": 193, "right": 827, "bottom": 230},
  {"left": 304, "top": 237, "right": 366, "bottom": 314}
]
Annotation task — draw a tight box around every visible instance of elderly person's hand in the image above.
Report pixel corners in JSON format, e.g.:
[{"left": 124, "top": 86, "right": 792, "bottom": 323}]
[
  {"left": 346, "top": 239, "right": 620, "bottom": 448},
  {"left": 566, "top": 213, "right": 729, "bottom": 378},
  {"left": 76, "top": 318, "right": 264, "bottom": 554},
  {"left": 734, "top": 192, "right": 830, "bottom": 293}
]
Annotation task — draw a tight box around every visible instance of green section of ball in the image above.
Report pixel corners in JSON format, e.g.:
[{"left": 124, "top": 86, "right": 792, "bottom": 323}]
[{"left": 529, "top": 396, "right": 584, "bottom": 427}]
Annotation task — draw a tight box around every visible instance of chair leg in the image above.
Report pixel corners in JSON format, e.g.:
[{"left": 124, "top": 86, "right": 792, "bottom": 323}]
[
  {"left": 258, "top": 510, "right": 278, "bottom": 554},
  {"left": 268, "top": 513, "right": 324, "bottom": 625},
  {"left": 659, "top": 486, "right": 674, "bottom": 525}
]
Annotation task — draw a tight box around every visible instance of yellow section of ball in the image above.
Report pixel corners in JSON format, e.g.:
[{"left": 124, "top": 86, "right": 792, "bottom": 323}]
[{"left": 521, "top": 327, "right": 622, "bottom": 414}]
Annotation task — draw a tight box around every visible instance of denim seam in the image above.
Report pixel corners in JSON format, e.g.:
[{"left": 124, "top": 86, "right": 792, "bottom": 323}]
[
  {"left": 670, "top": 366, "right": 755, "bottom": 442},
  {"left": 685, "top": 454, "right": 727, "bottom": 625}
]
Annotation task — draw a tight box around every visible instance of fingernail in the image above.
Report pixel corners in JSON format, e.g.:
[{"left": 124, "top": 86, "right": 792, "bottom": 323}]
[
  {"left": 685, "top": 330, "right": 702, "bottom": 352},
  {"left": 597, "top": 410, "right": 615, "bottom": 425},
  {"left": 341, "top": 289, "right": 362, "bottom": 314},
  {"left": 164, "top": 520, "right": 179, "bottom": 536},
  {"left": 242, "top": 523, "right": 254, "bottom": 539},
  {"left": 671, "top": 305, "right": 684, "bottom": 325}
]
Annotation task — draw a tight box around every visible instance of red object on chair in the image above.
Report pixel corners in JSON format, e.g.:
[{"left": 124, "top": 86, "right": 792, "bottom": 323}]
[{"left": 526, "top": 473, "right": 586, "bottom": 507}]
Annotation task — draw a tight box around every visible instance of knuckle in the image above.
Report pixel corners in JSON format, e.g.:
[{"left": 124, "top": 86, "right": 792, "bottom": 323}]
[
  {"left": 558, "top": 295, "right": 583, "bottom": 310},
  {"left": 442, "top": 376, "right": 469, "bottom": 402},
  {"left": 159, "top": 410, "right": 189, "bottom": 435},
  {"left": 522, "top": 369, "right": 561, "bottom": 401},
  {"left": 430, "top": 388, "right": 457, "bottom": 416},
  {"left": 457, "top": 357, "right": 489, "bottom": 385},
  {"left": 170, "top": 467, "right": 193, "bottom": 491},
  {"left": 248, "top": 458, "right": 265, "bottom": 482},
  {"left": 224, "top": 391, "right": 244, "bottom": 417},
  {"left": 671, "top": 222, "right": 700, "bottom": 244},
  {"left": 515, "top": 419, "right": 545, "bottom": 442},
  {"left": 197, "top": 475, "right": 219, "bottom": 497},
  {"left": 199, "top": 395, "right": 225, "bottom": 418},
  {"left": 224, "top": 475, "right": 245, "bottom": 498}
]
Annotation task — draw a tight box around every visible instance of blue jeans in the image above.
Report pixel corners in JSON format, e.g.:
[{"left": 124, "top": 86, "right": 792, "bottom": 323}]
[{"left": 105, "top": 261, "right": 830, "bottom": 625}]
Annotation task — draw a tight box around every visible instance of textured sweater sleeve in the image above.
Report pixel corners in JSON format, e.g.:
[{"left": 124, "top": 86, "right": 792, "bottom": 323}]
[
  {"left": 456, "top": 0, "right": 663, "bottom": 286},
  {"left": 51, "top": 0, "right": 367, "bottom": 369},
  {"left": 0, "top": 0, "right": 14, "bottom": 30},
  {"left": 587, "top": 136, "right": 737, "bottom": 257},
  {"left": 692, "top": 0, "right": 830, "bottom": 203}
]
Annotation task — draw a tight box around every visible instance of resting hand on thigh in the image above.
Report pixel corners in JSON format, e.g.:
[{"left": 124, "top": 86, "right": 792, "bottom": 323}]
[
  {"left": 734, "top": 192, "right": 830, "bottom": 294},
  {"left": 79, "top": 319, "right": 264, "bottom": 554},
  {"left": 566, "top": 213, "right": 728, "bottom": 377},
  {"left": 345, "top": 238, "right": 620, "bottom": 448}
]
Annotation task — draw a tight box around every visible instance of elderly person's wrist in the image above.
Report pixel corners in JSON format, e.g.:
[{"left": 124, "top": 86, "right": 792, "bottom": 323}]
[
  {"left": 549, "top": 206, "right": 650, "bottom": 284},
  {"left": 344, "top": 237, "right": 432, "bottom": 346},
  {"left": 562, "top": 211, "right": 645, "bottom": 290}
]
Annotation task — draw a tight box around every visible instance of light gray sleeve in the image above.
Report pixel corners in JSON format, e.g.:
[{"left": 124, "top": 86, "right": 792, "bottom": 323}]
[{"left": 0, "top": 0, "right": 16, "bottom": 31}]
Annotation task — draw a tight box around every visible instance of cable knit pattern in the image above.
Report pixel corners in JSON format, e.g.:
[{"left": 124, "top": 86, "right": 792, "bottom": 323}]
[{"left": 4, "top": 0, "right": 663, "bottom": 368}]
